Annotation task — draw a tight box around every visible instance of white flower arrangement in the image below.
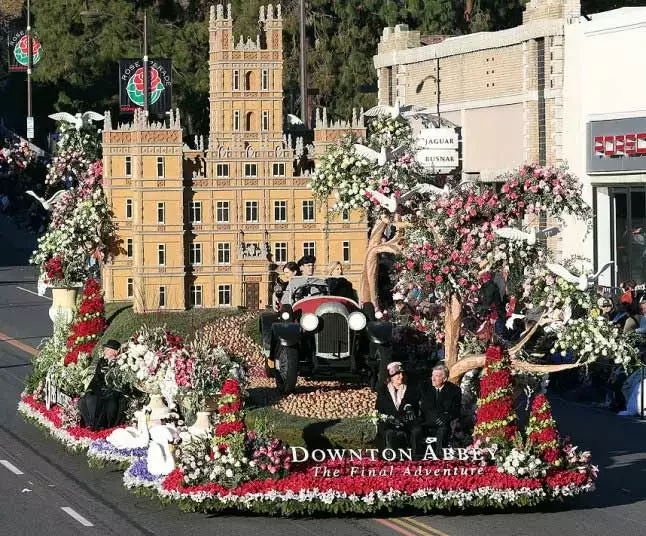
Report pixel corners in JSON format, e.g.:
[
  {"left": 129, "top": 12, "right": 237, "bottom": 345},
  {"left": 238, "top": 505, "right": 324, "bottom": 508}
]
[{"left": 497, "top": 448, "right": 546, "bottom": 478}]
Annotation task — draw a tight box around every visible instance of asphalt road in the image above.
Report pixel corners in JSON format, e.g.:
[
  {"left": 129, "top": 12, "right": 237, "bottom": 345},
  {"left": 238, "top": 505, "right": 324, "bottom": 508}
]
[{"left": 1, "top": 215, "right": 646, "bottom": 536}]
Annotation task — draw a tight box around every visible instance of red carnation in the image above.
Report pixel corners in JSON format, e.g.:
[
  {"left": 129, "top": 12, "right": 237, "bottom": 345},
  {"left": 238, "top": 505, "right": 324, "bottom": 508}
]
[
  {"left": 63, "top": 278, "right": 106, "bottom": 366},
  {"left": 221, "top": 378, "right": 241, "bottom": 396}
]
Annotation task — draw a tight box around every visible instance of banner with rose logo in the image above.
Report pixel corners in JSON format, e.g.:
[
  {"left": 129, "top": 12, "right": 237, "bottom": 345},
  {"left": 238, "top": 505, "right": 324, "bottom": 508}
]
[
  {"left": 6, "top": 23, "right": 43, "bottom": 72},
  {"left": 118, "top": 58, "right": 172, "bottom": 115}
]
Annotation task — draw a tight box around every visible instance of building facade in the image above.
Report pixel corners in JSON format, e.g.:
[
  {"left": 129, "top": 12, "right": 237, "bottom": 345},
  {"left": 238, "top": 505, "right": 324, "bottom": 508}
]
[{"left": 102, "top": 4, "right": 368, "bottom": 312}]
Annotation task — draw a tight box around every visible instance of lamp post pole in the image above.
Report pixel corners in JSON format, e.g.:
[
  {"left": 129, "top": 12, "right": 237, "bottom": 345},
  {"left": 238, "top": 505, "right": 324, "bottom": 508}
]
[
  {"left": 299, "top": 0, "right": 307, "bottom": 127},
  {"left": 26, "top": 0, "right": 33, "bottom": 141},
  {"left": 142, "top": 9, "right": 149, "bottom": 116}
]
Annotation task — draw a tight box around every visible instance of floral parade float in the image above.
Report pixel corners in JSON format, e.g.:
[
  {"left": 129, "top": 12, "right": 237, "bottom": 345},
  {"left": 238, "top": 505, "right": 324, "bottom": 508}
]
[{"left": 17, "top": 107, "right": 604, "bottom": 516}]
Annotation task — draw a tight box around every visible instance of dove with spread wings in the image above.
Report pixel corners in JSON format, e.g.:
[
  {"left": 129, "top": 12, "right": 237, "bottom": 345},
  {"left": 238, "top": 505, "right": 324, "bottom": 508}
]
[
  {"left": 366, "top": 182, "right": 451, "bottom": 213},
  {"left": 353, "top": 144, "right": 406, "bottom": 166},
  {"left": 48, "top": 111, "right": 104, "bottom": 131},
  {"left": 494, "top": 226, "right": 561, "bottom": 245},
  {"left": 25, "top": 189, "right": 67, "bottom": 211},
  {"left": 364, "top": 103, "right": 432, "bottom": 120},
  {"left": 546, "top": 262, "right": 614, "bottom": 291}
]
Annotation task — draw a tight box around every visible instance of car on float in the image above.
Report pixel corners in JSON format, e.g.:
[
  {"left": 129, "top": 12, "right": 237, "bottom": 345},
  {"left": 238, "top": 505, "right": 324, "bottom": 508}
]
[{"left": 258, "top": 282, "right": 395, "bottom": 393}]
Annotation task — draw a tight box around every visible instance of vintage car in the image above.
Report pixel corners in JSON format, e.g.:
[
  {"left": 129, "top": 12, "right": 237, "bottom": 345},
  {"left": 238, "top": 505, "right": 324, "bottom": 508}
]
[{"left": 259, "top": 286, "right": 395, "bottom": 394}]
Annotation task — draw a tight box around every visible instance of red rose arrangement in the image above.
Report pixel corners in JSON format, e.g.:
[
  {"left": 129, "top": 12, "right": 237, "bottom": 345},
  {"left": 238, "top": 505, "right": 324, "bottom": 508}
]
[
  {"left": 526, "top": 394, "right": 562, "bottom": 465},
  {"left": 44, "top": 255, "right": 65, "bottom": 285},
  {"left": 214, "top": 378, "right": 245, "bottom": 445},
  {"left": 473, "top": 345, "right": 518, "bottom": 443},
  {"left": 64, "top": 278, "right": 107, "bottom": 365}
]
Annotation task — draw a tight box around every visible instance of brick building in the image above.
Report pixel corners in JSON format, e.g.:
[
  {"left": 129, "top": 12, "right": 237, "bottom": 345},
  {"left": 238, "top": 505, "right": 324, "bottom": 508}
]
[{"left": 101, "top": 3, "right": 368, "bottom": 312}]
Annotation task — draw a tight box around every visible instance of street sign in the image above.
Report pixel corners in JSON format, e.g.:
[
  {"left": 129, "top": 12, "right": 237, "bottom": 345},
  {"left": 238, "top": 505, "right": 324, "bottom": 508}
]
[
  {"left": 417, "top": 127, "right": 459, "bottom": 150},
  {"left": 26, "top": 116, "right": 34, "bottom": 139},
  {"left": 416, "top": 148, "right": 459, "bottom": 174}
]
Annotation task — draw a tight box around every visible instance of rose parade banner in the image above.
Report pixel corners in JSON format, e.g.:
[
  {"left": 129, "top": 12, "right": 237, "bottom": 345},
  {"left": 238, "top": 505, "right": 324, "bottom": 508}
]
[
  {"left": 119, "top": 58, "right": 172, "bottom": 114},
  {"left": 7, "top": 23, "right": 43, "bottom": 72}
]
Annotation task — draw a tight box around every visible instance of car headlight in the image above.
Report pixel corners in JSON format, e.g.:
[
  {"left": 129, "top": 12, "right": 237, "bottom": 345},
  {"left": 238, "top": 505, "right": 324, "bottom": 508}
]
[
  {"left": 281, "top": 311, "right": 291, "bottom": 321},
  {"left": 348, "top": 311, "right": 367, "bottom": 331},
  {"left": 300, "top": 313, "right": 319, "bottom": 332}
]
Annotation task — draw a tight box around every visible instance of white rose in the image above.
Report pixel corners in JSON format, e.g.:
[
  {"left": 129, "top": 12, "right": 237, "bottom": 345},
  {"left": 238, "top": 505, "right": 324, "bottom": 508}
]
[{"left": 225, "top": 469, "right": 233, "bottom": 478}]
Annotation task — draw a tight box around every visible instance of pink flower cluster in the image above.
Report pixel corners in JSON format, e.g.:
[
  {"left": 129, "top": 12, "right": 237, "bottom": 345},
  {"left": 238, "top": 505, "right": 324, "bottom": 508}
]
[
  {"left": 174, "top": 353, "right": 195, "bottom": 388},
  {"left": 251, "top": 438, "right": 292, "bottom": 476}
]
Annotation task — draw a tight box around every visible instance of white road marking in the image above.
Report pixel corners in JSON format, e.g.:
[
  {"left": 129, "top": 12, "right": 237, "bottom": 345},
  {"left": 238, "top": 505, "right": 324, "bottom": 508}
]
[
  {"left": 61, "top": 507, "right": 94, "bottom": 527},
  {"left": 15, "top": 286, "right": 52, "bottom": 300},
  {"left": 0, "top": 459, "right": 24, "bottom": 475}
]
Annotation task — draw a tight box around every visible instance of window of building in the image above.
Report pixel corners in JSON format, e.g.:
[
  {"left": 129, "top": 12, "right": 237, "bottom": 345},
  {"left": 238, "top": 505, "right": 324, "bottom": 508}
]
[
  {"left": 302, "top": 200, "right": 315, "bottom": 222},
  {"left": 125, "top": 156, "right": 132, "bottom": 177},
  {"left": 272, "top": 163, "right": 285, "bottom": 176},
  {"left": 216, "top": 201, "right": 229, "bottom": 223},
  {"left": 274, "top": 200, "right": 287, "bottom": 222},
  {"left": 244, "top": 163, "right": 257, "bottom": 177},
  {"left": 274, "top": 242, "right": 287, "bottom": 263},
  {"left": 159, "top": 286, "right": 166, "bottom": 308},
  {"left": 303, "top": 241, "right": 315, "bottom": 258},
  {"left": 190, "top": 201, "right": 202, "bottom": 223},
  {"left": 343, "top": 241, "right": 351, "bottom": 263},
  {"left": 189, "top": 243, "right": 202, "bottom": 265},
  {"left": 342, "top": 209, "right": 350, "bottom": 222},
  {"left": 126, "top": 199, "right": 133, "bottom": 219},
  {"left": 261, "top": 69, "right": 269, "bottom": 90},
  {"left": 245, "top": 111, "right": 253, "bottom": 131},
  {"left": 157, "top": 202, "right": 165, "bottom": 224},
  {"left": 216, "top": 163, "right": 229, "bottom": 177},
  {"left": 156, "top": 156, "right": 164, "bottom": 178},
  {"left": 233, "top": 110, "right": 240, "bottom": 131},
  {"left": 245, "top": 201, "right": 259, "bottom": 223},
  {"left": 245, "top": 71, "right": 252, "bottom": 90},
  {"left": 127, "top": 238, "right": 133, "bottom": 258},
  {"left": 190, "top": 285, "right": 203, "bottom": 307},
  {"left": 218, "top": 284, "right": 231, "bottom": 306},
  {"left": 126, "top": 278, "right": 133, "bottom": 298},
  {"left": 158, "top": 244, "right": 166, "bottom": 265},
  {"left": 217, "top": 242, "right": 230, "bottom": 264},
  {"left": 233, "top": 69, "right": 239, "bottom": 90},
  {"left": 262, "top": 111, "right": 270, "bottom": 131}
]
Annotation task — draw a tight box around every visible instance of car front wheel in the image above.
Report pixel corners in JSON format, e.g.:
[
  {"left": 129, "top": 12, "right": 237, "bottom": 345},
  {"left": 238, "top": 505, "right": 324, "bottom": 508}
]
[{"left": 275, "top": 345, "right": 299, "bottom": 394}]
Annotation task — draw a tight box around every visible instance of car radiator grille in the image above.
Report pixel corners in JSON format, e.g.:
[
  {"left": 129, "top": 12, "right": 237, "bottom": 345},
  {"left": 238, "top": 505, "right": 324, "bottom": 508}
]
[{"left": 316, "top": 313, "right": 349, "bottom": 355}]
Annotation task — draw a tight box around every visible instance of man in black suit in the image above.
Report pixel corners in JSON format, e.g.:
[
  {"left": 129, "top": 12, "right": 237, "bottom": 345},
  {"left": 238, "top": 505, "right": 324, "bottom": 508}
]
[
  {"left": 411, "top": 365, "right": 461, "bottom": 459},
  {"left": 375, "top": 362, "right": 419, "bottom": 453}
]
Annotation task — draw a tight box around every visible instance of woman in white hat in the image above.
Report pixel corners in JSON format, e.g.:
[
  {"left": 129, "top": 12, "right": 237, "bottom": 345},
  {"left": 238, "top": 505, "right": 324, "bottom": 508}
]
[{"left": 375, "top": 361, "right": 419, "bottom": 453}]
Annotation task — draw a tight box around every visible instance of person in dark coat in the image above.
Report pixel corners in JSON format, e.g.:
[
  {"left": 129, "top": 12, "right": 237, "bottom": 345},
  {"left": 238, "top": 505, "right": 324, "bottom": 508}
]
[
  {"left": 78, "top": 340, "right": 128, "bottom": 431},
  {"left": 375, "top": 362, "right": 419, "bottom": 453},
  {"left": 411, "top": 365, "right": 461, "bottom": 459}
]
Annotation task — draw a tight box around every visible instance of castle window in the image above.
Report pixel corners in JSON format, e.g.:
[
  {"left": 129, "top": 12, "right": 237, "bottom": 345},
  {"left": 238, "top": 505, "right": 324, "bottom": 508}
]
[
  {"left": 233, "top": 69, "right": 239, "bottom": 90},
  {"left": 343, "top": 241, "right": 351, "bottom": 263},
  {"left": 190, "top": 285, "right": 203, "bottom": 307},
  {"left": 245, "top": 71, "right": 253, "bottom": 90},
  {"left": 217, "top": 242, "right": 230, "bottom": 264},
  {"left": 272, "top": 163, "right": 285, "bottom": 176},
  {"left": 157, "top": 202, "right": 165, "bottom": 224},
  {"left": 303, "top": 241, "right": 315, "bottom": 258},
  {"left": 244, "top": 163, "right": 257, "bottom": 177},
  {"left": 158, "top": 244, "right": 166, "bottom": 266},
  {"left": 156, "top": 156, "right": 164, "bottom": 178},
  {"left": 302, "top": 200, "right": 315, "bottom": 222},
  {"left": 125, "top": 156, "right": 132, "bottom": 176},
  {"left": 216, "top": 201, "right": 229, "bottom": 223},
  {"left": 262, "top": 111, "right": 270, "bottom": 131},
  {"left": 262, "top": 69, "right": 269, "bottom": 90},
  {"left": 127, "top": 278, "right": 133, "bottom": 298},
  {"left": 274, "top": 200, "right": 287, "bottom": 223},
  {"left": 245, "top": 201, "right": 259, "bottom": 223},
  {"left": 218, "top": 285, "right": 231, "bottom": 306},
  {"left": 342, "top": 209, "right": 350, "bottom": 222},
  {"left": 245, "top": 111, "right": 254, "bottom": 131},
  {"left": 190, "top": 201, "right": 202, "bottom": 223},
  {"left": 233, "top": 110, "right": 240, "bottom": 131},
  {"left": 274, "top": 242, "right": 287, "bottom": 263},
  {"left": 127, "top": 238, "right": 133, "bottom": 258},
  {"left": 216, "top": 163, "right": 229, "bottom": 177},
  {"left": 126, "top": 199, "right": 133, "bottom": 219},
  {"left": 159, "top": 286, "right": 166, "bottom": 308},
  {"left": 189, "top": 243, "right": 202, "bottom": 265}
]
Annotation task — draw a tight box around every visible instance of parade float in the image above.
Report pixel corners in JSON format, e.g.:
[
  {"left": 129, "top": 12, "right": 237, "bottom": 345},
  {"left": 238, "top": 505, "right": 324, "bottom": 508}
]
[{"left": 18, "top": 108, "right": 629, "bottom": 515}]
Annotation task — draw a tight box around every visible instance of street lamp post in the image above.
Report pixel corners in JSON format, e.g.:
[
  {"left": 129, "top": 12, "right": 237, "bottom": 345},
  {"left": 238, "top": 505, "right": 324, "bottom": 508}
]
[
  {"left": 26, "top": 0, "right": 33, "bottom": 141},
  {"left": 142, "top": 10, "right": 148, "bottom": 116},
  {"left": 299, "top": 0, "right": 307, "bottom": 127}
]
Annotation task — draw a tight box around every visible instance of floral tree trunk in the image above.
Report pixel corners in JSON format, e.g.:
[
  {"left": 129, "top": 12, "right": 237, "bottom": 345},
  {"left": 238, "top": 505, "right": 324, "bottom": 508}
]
[{"left": 443, "top": 294, "right": 463, "bottom": 371}]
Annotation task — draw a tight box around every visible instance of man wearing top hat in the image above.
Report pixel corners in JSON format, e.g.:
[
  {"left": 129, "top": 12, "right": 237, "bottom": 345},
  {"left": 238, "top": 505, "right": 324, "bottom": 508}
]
[{"left": 280, "top": 255, "right": 329, "bottom": 305}]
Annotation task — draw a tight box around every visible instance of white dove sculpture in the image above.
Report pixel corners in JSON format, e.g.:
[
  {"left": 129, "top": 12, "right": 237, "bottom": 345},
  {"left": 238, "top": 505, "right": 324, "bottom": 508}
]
[
  {"left": 546, "top": 261, "right": 614, "bottom": 291},
  {"left": 286, "top": 113, "right": 304, "bottom": 126},
  {"left": 366, "top": 182, "right": 450, "bottom": 213},
  {"left": 48, "top": 111, "right": 104, "bottom": 131},
  {"left": 364, "top": 103, "right": 432, "bottom": 120},
  {"left": 147, "top": 425, "right": 176, "bottom": 476},
  {"left": 353, "top": 144, "right": 405, "bottom": 166},
  {"left": 494, "top": 226, "right": 561, "bottom": 246},
  {"left": 106, "top": 410, "right": 150, "bottom": 450},
  {"left": 25, "top": 189, "right": 67, "bottom": 211}
]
